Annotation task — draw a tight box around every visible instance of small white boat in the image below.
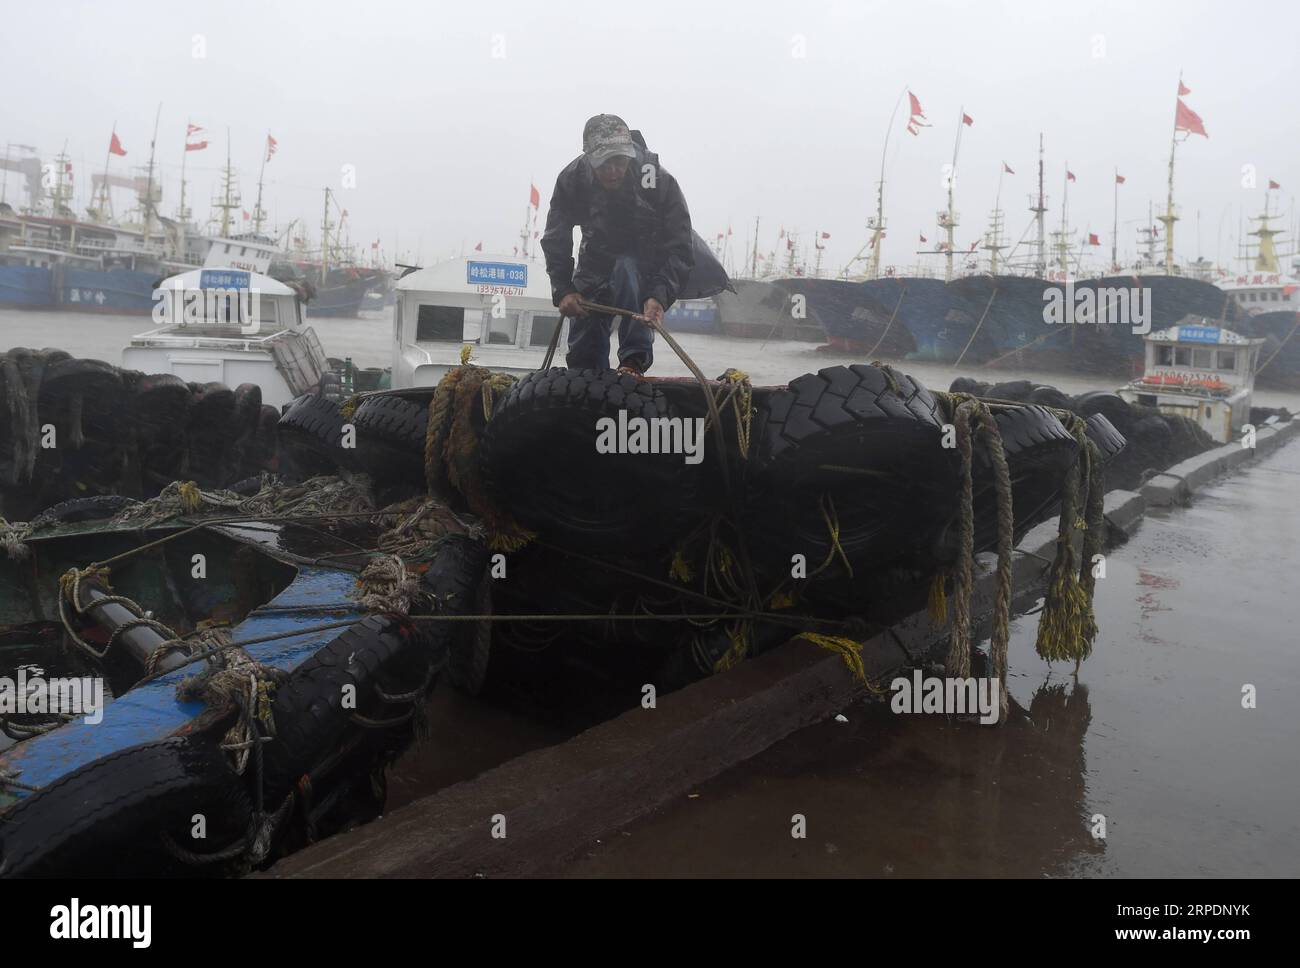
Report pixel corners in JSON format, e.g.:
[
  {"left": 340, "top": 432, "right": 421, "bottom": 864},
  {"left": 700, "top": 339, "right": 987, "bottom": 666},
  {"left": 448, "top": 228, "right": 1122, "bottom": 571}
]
[
  {"left": 392, "top": 254, "right": 567, "bottom": 388},
  {"left": 1118, "top": 316, "right": 1265, "bottom": 443},
  {"left": 121, "top": 267, "right": 329, "bottom": 408}
]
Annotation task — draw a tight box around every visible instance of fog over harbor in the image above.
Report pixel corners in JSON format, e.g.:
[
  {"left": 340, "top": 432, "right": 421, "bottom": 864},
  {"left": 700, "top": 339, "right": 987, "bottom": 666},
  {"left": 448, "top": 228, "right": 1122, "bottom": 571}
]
[{"left": 4, "top": 0, "right": 1297, "bottom": 273}]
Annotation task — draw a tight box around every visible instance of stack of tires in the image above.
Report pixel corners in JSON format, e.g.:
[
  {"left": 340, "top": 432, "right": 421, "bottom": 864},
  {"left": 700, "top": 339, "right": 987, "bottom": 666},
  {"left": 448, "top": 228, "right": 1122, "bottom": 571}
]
[{"left": 0, "top": 349, "right": 284, "bottom": 519}]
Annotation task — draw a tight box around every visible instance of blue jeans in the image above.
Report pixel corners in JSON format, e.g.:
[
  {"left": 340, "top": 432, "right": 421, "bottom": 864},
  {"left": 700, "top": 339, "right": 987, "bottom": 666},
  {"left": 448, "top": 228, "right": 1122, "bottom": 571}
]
[{"left": 566, "top": 255, "right": 655, "bottom": 371}]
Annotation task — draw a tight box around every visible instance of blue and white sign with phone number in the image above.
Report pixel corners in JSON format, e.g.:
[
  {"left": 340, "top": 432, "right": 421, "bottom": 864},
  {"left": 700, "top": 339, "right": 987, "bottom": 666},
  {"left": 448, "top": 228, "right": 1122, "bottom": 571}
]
[{"left": 467, "top": 261, "right": 527, "bottom": 286}]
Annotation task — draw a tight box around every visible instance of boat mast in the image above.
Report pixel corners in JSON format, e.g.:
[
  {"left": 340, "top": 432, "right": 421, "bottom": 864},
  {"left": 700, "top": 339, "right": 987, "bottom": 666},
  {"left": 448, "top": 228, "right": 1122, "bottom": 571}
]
[
  {"left": 321, "top": 187, "right": 333, "bottom": 287},
  {"left": 49, "top": 144, "right": 73, "bottom": 217},
  {"left": 938, "top": 106, "right": 963, "bottom": 281},
  {"left": 141, "top": 104, "right": 161, "bottom": 244},
  {"left": 1112, "top": 166, "right": 1120, "bottom": 272},
  {"left": 1031, "top": 133, "right": 1047, "bottom": 277},
  {"left": 1248, "top": 189, "right": 1284, "bottom": 273},
  {"left": 178, "top": 119, "right": 189, "bottom": 225},
  {"left": 252, "top": 129, "right": 270, "bottom": 236},
  {"left": 94, "top": 122, "right": 116, "bottom": 222},
  {"left": 1050, "top": 162, "right": 1071, "bottom": 274},
  {"left": 212, "top": 134, "right": 242, "bottom": 240},
  {"left": 844, "top": 86, "right": 906, "bottom": 280},
  {"left": 750, "top": 215, "right": 760, "bottom": 279},
  {"left": 1157, "top": 73, "right": 1183, "bottom": 275}
]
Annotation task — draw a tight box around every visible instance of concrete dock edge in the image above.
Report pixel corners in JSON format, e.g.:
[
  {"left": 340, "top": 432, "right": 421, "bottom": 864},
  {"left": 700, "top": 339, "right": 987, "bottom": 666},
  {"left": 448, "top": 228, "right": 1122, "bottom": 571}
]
[{"left": 263, "top": 419, "right": 1298, "bottom": 878}]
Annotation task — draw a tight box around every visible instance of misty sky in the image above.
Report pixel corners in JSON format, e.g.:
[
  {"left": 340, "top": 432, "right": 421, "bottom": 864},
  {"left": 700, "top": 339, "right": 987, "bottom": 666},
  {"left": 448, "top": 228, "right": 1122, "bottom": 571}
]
[{"left": 4, "top": 0, "right": 1297, "bottom": 275}]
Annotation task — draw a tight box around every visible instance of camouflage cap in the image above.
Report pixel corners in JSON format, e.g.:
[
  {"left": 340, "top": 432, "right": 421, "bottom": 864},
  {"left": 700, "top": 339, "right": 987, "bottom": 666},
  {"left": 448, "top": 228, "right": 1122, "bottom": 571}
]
[{"left": 583, "top": 114, "right": 636, "bottom": 167}]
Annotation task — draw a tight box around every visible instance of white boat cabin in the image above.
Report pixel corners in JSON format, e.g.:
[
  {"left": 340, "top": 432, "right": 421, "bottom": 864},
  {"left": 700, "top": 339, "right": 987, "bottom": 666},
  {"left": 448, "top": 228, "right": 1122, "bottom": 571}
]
[
  {"left": 122, "top": 267, "right": 328, "bottom": 408},
  {"left": 392, "top": 254, "right": 567, "bottom": 387},
  {"left": 1119, "top": 317, "right": 1265, "bottom": 443}
]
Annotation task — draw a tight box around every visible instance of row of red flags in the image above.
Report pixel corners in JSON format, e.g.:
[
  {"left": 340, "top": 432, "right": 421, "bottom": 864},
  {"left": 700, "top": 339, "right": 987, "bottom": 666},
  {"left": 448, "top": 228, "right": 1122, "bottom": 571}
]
[{"left": 106, "top": 128, "right": 277, "bottom": 160}]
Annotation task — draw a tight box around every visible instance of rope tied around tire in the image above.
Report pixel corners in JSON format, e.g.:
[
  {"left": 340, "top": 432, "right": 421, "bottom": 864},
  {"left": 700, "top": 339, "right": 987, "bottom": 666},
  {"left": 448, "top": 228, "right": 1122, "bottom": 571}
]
[
  {"left": 933, "top": 393, "right": 1015, "bottom": 722},
  {"left": 424, "top": 349, "right": 533, "bottom": 552},
  {"left": 176, "top": 641, "right": 289, "bottom": 776},
  {"left": 357, "top": 554, "right": 428, "bottom": 614},
  {"left": 1034, "top": 414, "right": 1105, "bottom": 670},
  {"left": 704, "top": 368, "right": 754, "bottom": 460}
]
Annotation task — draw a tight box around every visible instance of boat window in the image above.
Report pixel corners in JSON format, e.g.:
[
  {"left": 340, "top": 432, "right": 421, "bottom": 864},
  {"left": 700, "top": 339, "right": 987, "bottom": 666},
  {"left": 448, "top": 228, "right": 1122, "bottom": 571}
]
[
  {"left": 1156, "top": 345, "right": 1173, "bottom": 365},
  {"left": 1192, "top": 348, "right": 1213, "bottom": 368},
  {"left": 1271, "top": 291, "right": 1279, "bottom": 301},
  {"left": 416, "top": 304, "right": 463, "bottom": 342},
  {"left": 531, "top": 313, "right": 562, "bottom": 347},
  {"left": 485, "top": 310, "right": 520, "bottom": 345},
  {"left": 1217, "top": 350, "right": 1236, "bottom": 370},
  {"left": 257, "top": 294, "right": 278, "bottom": 328},
  {"left": 1174, "top": 347, "right": 1191, "bottom": 366}
]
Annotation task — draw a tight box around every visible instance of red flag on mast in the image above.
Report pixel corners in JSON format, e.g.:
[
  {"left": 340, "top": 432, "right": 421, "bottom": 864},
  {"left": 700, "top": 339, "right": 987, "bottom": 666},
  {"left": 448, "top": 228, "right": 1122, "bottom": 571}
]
[
  {"left": 1269, "top": 180, "right": 1281, "bottom": 190},
  {"left": 529, "top": 183, "right": 540, "bottom": 208},
  {"left": 1115, "top": 173, "right": 1126, "bottom": 184},
  {"left": 907, "top": 91, "right": 930, "bottom": 133},
  {"left": 185, "top": 140, "right": 208, "bottom": 152},
  {"left": 1088, "top": 233, "right": 1101, "bottom": 246},
  {"left": 265, "top": 134, "right": 278, "bottom": 161},
  {"left": 1178, "top": 80, "right": 1191, "bottom": 96},
  {"left": 1002, "top": 161, "right": 1015, "bottom": 174},
  {"left": 1067, "top": 170, "right": 1077, "bottom": 182},
  {"left": 919, "top": 232, "right": 927, "bottom": 243},
  {"left": 474, "top": 242, "right": 482, "bottom": 252},
  {"left": 1175, "top": 98, "right": 1208, "bottom": 137},
  {"left": 109, "top": 133, "right": 127, "bottom": 157},
  {"left": 961, "top": 113, "right": 973, "bottom": 126}
]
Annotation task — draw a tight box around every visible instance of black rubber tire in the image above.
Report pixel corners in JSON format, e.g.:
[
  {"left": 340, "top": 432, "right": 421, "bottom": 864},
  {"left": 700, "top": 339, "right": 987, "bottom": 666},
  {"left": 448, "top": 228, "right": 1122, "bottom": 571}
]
[
  {"left": 481, "top": 368, "right": 699, "bottom": 552},
  {"left": 1072, "top": 390, "right": 1132, "bottom": 428},
  {"left": 29, "top": 493, "right": 139, "bottom": 528},
  {"left": 968, "top": 404, "right": 1079, "bottom": 555},
  {"left": 234, "top": 383, "right": 263, "bottom": 431},
  {"left": 262, "top": 536, "right": 485, "bottom": 805},
  {"left": 261, "top": 616, "right": 424, "bottom": 805},
  {"left": 1028, "top": 384, "right": 1073, "bottom": 410},
  {"left": 349, "top": 393, "right": 428, "bottom": 485},
  {"left": 276, "top": 393, "right": 349, "bottom": 478},
  {"left": 745, "top": 364, "right": 960, "bottom": 575},
  {"left": 984, "top": 380, "right": 1037, "bottom": 402},
  {"left": 37, "top": 357, "right": 128, "bottom": 445},
  {"left": 1085, "top": 413, "right": 1126, "bottom": 462},
  {"left": 0, "top": 737, "right": 249, "bottom": 878},
  {"left": 431, "top": 535, "right": 492, "bottom": 694}
]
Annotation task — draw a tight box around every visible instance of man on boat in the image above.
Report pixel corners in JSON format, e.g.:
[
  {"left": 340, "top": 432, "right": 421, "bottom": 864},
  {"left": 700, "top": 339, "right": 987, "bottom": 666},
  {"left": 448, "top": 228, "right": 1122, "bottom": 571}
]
[{"left": 541, "top": 114, "right": 695, "bottom": 376}]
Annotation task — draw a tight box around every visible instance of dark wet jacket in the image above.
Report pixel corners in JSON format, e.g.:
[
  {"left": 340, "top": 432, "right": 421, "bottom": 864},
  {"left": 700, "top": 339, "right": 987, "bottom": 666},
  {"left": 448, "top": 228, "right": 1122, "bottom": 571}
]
[{"left": 542, "top": 142, "right": 704, "bottom": 311}]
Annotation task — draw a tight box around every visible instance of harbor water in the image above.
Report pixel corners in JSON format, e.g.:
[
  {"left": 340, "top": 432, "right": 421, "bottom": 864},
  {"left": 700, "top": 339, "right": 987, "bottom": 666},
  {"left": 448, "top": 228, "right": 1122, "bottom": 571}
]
[
  {"left": 4, "top": 305, "right": 1298, "bottom": 409},
  {"left": 563, "top": 439, "right": 1300, "bottom": 876}
]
